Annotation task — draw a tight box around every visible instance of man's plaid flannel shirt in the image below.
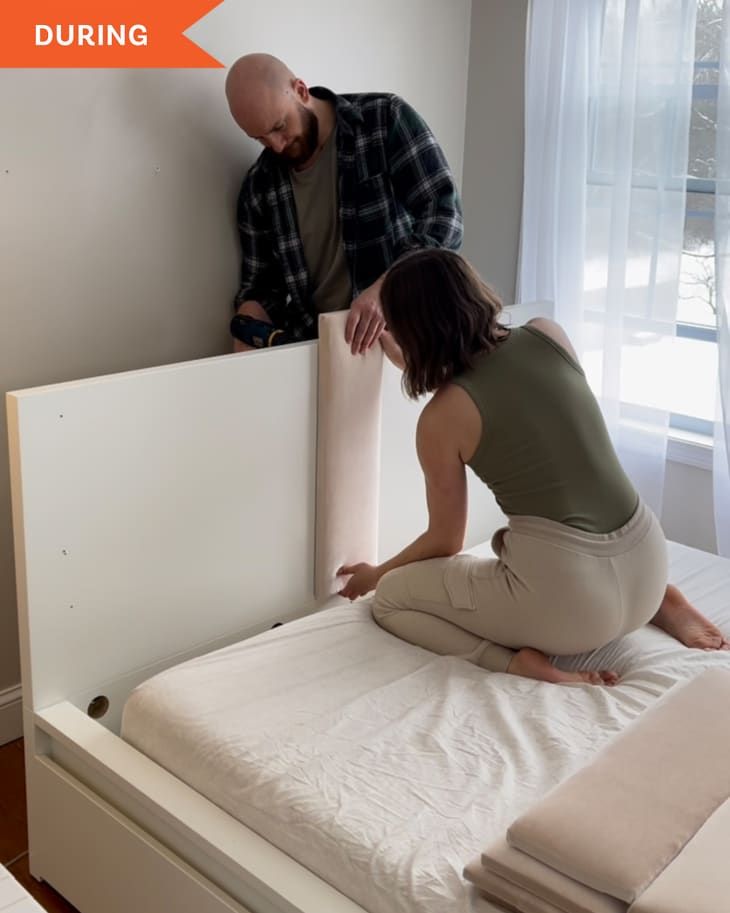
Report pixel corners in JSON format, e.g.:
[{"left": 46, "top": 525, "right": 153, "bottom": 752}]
[{"left": 234, "top": 87, "right": 464, "bottom": 341}]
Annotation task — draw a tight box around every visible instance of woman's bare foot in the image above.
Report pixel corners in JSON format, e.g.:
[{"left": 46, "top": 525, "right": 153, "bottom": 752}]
[
  {"left": 507, "top": 647, "right": 618, "bottom": 686},
  {"left": 651, "top": 585, "right": 730, "bottom": 651}
]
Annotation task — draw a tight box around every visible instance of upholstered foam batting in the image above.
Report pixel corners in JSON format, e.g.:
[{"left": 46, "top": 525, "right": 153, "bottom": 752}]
[
  {"left": 465, "top": 668, "right": 730, "bottom": 913},
  {"left": 506, "top": 667, "right": 730, "bottom": 903},
  {"left": 629, "top": 797, "right": 730, "bottom": 913},
  {"left": 314, "top": 311, "right": 384, "bottom": 599},
  {"left": 464, "top": 844, "right": 625, "bottom": 913}
]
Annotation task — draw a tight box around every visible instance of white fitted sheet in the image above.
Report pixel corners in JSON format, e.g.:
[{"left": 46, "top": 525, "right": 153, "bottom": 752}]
[{"left": 121, "top": 541, "right": 730, "bottom": 913}]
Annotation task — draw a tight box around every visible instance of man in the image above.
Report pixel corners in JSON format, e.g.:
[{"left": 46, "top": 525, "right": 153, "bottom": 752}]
[{"left": 225, "top": 53, "right": 463, "bottom": 354}]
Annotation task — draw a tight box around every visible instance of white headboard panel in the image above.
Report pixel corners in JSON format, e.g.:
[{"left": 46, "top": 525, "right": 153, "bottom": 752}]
[
  {"left": 378, "top": 362, "right": 506, "bottom": 559},
  {"left": 8, "top": 345, "right": 318, "bottom": 712}
]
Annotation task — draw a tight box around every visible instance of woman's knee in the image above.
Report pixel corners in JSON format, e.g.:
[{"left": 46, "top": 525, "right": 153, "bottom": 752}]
[{"left": 372, "top": 567, "right": 408, "bottom": 617}]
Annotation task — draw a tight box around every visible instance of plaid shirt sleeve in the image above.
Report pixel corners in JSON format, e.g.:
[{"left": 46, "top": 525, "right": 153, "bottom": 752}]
[
  {"left": 233, "top": 171, "right": 286, "bottom": 327},
  {"left": 386, "top": 96, "right": 464, "bottom": 258}
]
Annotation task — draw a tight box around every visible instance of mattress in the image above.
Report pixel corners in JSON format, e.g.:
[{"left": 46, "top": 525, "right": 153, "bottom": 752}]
[{"left": 121, "top": 541, "right": 730, "bottom": 913}]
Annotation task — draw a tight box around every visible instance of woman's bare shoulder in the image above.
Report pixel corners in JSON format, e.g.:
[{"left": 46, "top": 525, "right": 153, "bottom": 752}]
[{"left": 525, "top": 317, "right": 580, "bottom": 363}]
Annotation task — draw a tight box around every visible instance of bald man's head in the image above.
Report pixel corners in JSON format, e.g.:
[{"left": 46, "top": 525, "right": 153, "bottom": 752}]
[
  {"left": 225, "top": 54, "right": 319, "bottom": 165},
  {"left": 225, "top": 53, "right": 294, "bottom": 108}
]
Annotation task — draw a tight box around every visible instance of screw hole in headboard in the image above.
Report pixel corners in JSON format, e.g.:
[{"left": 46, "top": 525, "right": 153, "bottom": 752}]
[{"left": 87, "top": 695, "right": 110, "bottom": 719}]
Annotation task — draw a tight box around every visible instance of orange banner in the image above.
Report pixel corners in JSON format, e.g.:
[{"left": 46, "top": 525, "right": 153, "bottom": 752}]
[{"left": 1, "top": 1, "right": 225, "bottom": 68}]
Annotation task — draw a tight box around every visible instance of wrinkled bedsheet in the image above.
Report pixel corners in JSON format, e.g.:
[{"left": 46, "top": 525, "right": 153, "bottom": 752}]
[{"left": 122, "top": 541, "right": 730, "bottom": 913}]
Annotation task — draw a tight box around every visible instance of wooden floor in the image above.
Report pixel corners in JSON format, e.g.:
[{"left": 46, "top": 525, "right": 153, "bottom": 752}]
[{"left": 0, "top": 739, "right": 78, "bottom": 913}]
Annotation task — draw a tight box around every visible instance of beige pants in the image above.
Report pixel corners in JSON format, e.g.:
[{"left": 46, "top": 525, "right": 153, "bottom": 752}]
[{"left": 372, "top": 500, "right": 668, "bottom": 673}]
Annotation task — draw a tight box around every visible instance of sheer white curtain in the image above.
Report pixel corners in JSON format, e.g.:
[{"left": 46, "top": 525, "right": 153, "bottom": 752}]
[
  {"left": 519, "top": 0, "right": 697, "bottom": 517},
  {"left": 715, "top": 0, "right": 730, "bottom": 556}
]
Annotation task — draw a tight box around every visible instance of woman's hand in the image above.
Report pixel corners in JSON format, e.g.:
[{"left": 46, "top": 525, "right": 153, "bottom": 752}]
[{"left": 337, "top": 562, "right": 381, "bottom": 600}]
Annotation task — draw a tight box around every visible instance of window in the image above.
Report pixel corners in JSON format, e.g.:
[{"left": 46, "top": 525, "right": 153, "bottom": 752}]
[
  {"left": 673, "top": 0, "right": 722, "bottom": 439},
  {"left": 580, "top": 0, "right": 720, "bottom": 464}
]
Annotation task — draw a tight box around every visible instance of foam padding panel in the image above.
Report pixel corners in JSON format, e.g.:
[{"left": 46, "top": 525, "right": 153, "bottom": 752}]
[{"left": 315, "top": 312, "right": 384, "bottom": 599}]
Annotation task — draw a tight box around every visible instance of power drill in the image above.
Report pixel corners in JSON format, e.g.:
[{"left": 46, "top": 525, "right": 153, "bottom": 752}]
[{"left": 230, "top": 314, "right": 290, "bottom": 348}]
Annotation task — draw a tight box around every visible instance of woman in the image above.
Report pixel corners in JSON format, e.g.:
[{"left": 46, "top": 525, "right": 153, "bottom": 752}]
[{"left": 338, "top": 250, "right": 729, "bottom": 685}]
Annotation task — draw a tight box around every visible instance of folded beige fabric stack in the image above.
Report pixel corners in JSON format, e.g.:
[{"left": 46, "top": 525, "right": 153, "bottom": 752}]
[{"left": 465, "top": 668, "right": 730, "bottom": 913}]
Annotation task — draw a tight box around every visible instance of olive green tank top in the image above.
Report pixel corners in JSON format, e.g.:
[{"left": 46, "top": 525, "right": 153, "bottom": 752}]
[{"left": 452, "top": 325, "right": 638, "bottom": 533}]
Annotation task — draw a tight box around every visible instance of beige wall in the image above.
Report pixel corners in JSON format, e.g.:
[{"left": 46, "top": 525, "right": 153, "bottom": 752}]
[
  {"left": 461, "top": 0, "right": 528, "bottom": 304},
  {"left": 0, "top": 0, "right": 472, "bottom": 719}
]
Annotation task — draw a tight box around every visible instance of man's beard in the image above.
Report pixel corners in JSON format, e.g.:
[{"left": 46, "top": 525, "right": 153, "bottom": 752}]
[{"left": 275, "top": 104, "right": 319, "bottom": 167}]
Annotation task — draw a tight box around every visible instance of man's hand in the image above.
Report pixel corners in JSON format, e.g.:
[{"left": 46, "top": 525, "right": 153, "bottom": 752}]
[
  {"left": 337, "top": 562, "right": 381, "bottom": 600},
  {"left": 233, "top": 300, "right": 271, "bottom": 353},
  {"left": 346, "top": 277, "right": 386, "bottom": 355}
]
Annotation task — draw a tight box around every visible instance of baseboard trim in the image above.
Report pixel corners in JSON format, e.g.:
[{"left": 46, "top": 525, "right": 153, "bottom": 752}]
[{"left": 0, "top": 684, "right": 22, "bottom": 745}]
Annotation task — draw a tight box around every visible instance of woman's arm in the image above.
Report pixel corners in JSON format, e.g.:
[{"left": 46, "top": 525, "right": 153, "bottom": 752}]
[{"left": 339, "top": 395, "right": 467, "bottom": 599}]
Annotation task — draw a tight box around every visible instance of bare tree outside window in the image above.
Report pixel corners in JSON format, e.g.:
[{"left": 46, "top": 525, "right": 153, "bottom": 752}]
[{"left": 679, "top": 0, "right": 723, "bottom": 322}]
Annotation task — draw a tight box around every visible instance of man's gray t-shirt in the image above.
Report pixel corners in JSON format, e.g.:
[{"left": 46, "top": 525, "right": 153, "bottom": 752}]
[{"left": 289, "top": 129, "right": 353, "bottom": 313}]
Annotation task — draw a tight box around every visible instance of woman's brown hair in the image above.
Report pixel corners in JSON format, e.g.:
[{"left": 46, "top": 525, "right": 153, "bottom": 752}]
[{"left": 380, "top": 249, "right": 507, "bottom": 398}]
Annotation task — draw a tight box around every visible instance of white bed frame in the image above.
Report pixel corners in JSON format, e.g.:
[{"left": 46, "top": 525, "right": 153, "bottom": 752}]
[{"left": 7, "top": 339, "right": 505, "bottom": 913}]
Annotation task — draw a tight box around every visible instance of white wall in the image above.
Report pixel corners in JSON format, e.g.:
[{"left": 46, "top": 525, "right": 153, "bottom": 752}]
[
  {"left": 461, "top": 0, "right": 718, "bottom": 555},
  {"left": 0, "top": 0, "right": 472, "bottom": 739},
  {"left": 662, "top": 459, "right": 717, "bottom": 553}
]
